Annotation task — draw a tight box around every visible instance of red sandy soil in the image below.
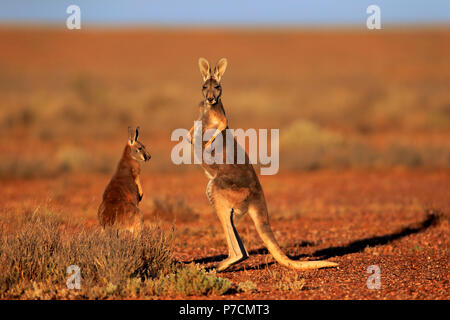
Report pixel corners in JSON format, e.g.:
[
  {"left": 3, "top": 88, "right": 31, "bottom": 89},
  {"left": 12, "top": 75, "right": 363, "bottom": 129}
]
[{"left": 1, "top": 169, "right": 448, "bottom": 299}]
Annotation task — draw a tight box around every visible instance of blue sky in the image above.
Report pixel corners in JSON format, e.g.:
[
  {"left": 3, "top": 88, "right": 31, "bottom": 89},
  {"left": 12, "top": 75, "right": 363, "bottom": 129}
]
[{"left": 0, "top": 0, "right": 449, "bottom": 26}]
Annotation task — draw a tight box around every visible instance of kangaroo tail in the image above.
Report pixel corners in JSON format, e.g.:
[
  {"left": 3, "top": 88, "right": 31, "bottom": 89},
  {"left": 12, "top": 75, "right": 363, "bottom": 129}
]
[{"left": 248, "top": 206, "right": 338, "bottom": 270}]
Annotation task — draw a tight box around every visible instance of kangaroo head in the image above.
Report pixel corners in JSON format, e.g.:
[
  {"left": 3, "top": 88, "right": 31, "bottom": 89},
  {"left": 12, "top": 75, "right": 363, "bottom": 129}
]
[
  {"left": 128, "top": 126, "right": 151, "bottom": 162},
  {"left": 198, "top": 57, "right": 227, "bottom": 105}
]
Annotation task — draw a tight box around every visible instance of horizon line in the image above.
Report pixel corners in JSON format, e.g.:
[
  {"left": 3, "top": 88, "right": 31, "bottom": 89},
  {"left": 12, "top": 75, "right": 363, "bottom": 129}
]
[{"left": 0, "top": 21, "right": 449, "bottom": 31}]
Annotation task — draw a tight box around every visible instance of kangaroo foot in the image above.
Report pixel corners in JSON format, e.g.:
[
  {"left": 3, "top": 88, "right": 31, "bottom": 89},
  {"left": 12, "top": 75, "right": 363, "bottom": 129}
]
[{"left": 216, "top": 253, "right": 249, "bottom": 272}]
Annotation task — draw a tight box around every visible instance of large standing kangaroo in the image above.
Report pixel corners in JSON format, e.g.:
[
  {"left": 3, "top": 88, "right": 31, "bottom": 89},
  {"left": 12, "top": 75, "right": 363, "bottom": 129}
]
[{"left": 188, "top": 58, "right": 338, "bottom": 271}]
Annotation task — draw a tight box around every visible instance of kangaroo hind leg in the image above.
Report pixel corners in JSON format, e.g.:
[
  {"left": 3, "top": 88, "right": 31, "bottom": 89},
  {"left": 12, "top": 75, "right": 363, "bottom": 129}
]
[{"left": 216, "top": 207, "right": 249, "bottom": 272}]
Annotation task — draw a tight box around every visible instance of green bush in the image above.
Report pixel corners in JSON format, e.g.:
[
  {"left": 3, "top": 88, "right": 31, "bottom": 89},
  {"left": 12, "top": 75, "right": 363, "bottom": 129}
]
[{"left": 145, "top": 263, "right": 232, "bottom": 297}]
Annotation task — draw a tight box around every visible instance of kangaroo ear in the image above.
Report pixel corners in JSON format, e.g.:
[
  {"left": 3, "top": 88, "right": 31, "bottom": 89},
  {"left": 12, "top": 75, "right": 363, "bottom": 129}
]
[
  {"left": 214, "top": 58, "right": 227, "bottom": 82},
  {"left": 128, "top": 126, "right": 136, "bottom": 144},
  {"left": 135, "top": 126, "right": 140, "bottom": 141},
  {"left": 198, "top": 57, "right": 211, "bottom": 81}
]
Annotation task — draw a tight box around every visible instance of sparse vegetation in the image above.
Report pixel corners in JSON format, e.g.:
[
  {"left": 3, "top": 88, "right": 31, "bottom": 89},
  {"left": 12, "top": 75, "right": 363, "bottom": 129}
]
[
  {"left": 145, "top": 263, "right": 232, "bottom": 297},
  {"left": 148, "top": 195, "right": 199, "bottom": 222},
  {"left": 280, "top": 119, "right": 450, "bottom": 170},
  {"left": 0, "top": 29, "right": 448, "bottom": 300},
  {"left": 0, "top": 147, "right": 113, "bottom": 179},
  {"left": 0, "top": 208, "right": 231, "bottom": 299},
  {"left": 0, "top": 30, "right": 449, "bottom": 178},
  {"left": 265, "top": 269, "right": 306, "bottom": 292},
  {"left": 238, "top": 280, "right": 258, "bottom": 293}
]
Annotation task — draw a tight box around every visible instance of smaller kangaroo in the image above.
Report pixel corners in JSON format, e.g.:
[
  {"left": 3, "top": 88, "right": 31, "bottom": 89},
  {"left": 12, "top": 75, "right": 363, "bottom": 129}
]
[{"left": 98, "top": 126, "right": 151, "bottom": 233}]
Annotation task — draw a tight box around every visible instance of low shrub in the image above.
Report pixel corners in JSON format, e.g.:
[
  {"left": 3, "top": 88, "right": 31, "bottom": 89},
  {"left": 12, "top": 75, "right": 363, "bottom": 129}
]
[{"left": 0, "top": 207, "right": 232, "bottom": 299}]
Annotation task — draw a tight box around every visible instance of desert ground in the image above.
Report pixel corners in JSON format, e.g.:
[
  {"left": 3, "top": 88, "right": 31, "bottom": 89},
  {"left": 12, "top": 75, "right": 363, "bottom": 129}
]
[{"left": 0, "top": 27, "right": 448, "bottom": 299}]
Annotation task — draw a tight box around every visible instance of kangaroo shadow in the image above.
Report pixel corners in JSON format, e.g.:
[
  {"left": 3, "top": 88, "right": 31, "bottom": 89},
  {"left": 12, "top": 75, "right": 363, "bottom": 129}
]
[
  {"left": 302, "top": 211, "right": 439, "bottom": 260},
  {"left": 187, "top": 240, "right": 314, "bottom": 265},
  {"left": 187, "top": 212, "right": 440, "bottom": 272},
  {"left": 188, "top": 247, "right": 268, "bottom": 265}
]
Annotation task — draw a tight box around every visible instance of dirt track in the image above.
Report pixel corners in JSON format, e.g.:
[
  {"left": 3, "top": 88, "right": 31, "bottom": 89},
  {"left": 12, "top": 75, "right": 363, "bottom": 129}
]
[{"left": 1, "top": 169, "right": 448, "bottom": 299}]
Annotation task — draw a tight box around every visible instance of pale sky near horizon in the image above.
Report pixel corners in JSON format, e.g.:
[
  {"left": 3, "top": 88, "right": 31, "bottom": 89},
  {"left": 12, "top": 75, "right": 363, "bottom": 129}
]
[{"left": 0, "top": 0, "right": 449, "bottom": 26}]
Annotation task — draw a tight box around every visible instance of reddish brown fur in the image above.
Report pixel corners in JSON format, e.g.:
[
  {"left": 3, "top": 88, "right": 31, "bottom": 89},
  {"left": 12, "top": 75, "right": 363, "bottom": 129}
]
[
  {"left": 190, "top": 58, "right": 338, "bottom": 271},
  {"left": 98, "top": 144, "right": 143, "bottom": 231}
]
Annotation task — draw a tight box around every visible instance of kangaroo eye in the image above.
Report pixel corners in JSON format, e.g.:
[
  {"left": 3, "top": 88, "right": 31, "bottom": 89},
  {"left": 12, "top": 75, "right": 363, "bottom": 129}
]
[
  {"left": 202, "top": 86, "right": 207, "bottom": 90},
  {"left": 215, "top": 86, "right": 220, "bottom": 89}
]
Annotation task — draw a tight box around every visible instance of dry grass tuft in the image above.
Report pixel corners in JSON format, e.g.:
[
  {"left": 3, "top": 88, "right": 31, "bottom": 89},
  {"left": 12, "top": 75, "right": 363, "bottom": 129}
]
[
  {"left": 237, "top": 280, "right": 258, "bottom": 293},
  {"left": 0, "top": 207, "right": 232, "bottom": 299}
]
